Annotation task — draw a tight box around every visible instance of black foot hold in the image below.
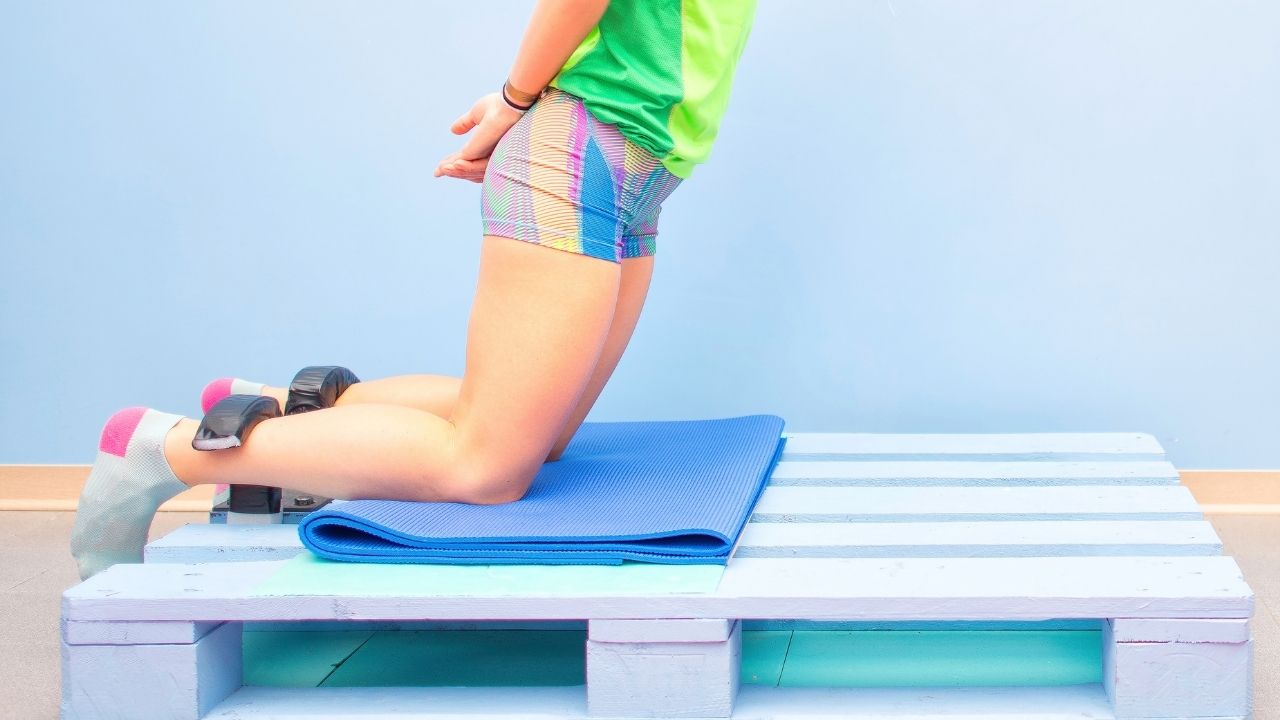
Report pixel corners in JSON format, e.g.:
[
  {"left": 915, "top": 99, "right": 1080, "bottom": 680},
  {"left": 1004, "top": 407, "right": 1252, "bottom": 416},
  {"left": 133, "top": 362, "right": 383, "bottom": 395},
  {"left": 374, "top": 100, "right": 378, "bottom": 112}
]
[
  {"left": 285, "top": 365, "right": 360, "bottom": 415},
  {"left": 192, "top": 394, "right": 282, "bottom": 451},
  {"left": 229, "top": 484, "right": 283, "bottom": 521}
]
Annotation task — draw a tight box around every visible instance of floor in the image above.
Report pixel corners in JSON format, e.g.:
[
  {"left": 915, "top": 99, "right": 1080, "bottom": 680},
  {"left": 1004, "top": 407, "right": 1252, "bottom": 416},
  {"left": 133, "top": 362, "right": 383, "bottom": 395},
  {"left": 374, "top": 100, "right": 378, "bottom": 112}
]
[{"left": 5, "top": 511, "right": 1278, "bottom": 719}]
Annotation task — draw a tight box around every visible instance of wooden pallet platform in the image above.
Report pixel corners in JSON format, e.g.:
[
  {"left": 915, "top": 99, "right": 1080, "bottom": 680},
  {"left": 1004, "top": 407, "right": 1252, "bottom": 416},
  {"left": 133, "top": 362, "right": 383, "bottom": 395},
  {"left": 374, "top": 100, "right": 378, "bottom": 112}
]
[{"left": 61, "top": 433, "right": 1256, "bottom": 719}]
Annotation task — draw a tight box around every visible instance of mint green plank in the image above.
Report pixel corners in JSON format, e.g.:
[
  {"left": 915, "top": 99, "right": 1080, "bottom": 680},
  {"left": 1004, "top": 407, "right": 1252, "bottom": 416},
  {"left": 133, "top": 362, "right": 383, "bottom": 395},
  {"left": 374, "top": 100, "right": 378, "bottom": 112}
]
[
  {"left": 322, "top": 630, "right": 587, "bottom": 687},
  {"left": 740, "top": 630, "right": 791, "bottom": 686},
  {"left": 780, "top": 630, "right": 1101, "bottom": 688},
  {"left": 243, "top": 630, "right": 373, "bottom": 687},
  {"left": 251, "top": 552, "right": 724, "bottom": 597}
]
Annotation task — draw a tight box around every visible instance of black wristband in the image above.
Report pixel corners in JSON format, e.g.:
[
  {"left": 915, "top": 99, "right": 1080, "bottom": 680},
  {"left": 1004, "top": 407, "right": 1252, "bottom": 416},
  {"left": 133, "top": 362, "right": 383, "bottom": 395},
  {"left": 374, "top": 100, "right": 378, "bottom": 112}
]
[{"left": 501, "top": 84, "right": 534, "bottom": 112}]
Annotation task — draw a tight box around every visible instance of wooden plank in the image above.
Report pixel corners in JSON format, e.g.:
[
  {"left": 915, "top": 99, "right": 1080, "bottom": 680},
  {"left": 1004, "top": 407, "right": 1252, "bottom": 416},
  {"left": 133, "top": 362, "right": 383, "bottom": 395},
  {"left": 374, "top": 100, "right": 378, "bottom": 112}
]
[
  {"left": 770, "top": 460, "right": 1179, "bottom": 486},
  {"left": 61, "top": 621, "right": 242, "bottom": 720},
  {"left": 140, "top": 509, "right": 1208, "bottom": 566},
  {"left": 590, "top": 618, "right": 735, "bottom": 643},
  {"left": 781, "top": 432, "right": 1164, "bottom": 461},
  {"left": 62, "top": 556, "right": 1253, "bottom": 622},
  {"left": 1102, "top": 619, "right": 1252, "bottom": 718},
  {"left": 205, "top": 686, "right": 587, "bottom": 718},
  {"left": 146, "top": 524, "right": 301, "bottom": 563},
  {"left": 587, "top": 620, "right": 741, "bottom": 717},
  {"left": 752, "top": 485, "right": 1200, "bottom": 521},
  {"left": 736, "top": 685, "right": 1121, "bottom": 718},
  {"left": 202, "top": 684, "right": 1122, "bottom": 719},
  {"left": 63, "top": 619, "right": 223, "bottom": 645},
  {"left": 1111, "top": 617, "right": 1250, "bottom": 644},
  {"left": 735, "top": 520, "right": 1223, "bottom": 558}
]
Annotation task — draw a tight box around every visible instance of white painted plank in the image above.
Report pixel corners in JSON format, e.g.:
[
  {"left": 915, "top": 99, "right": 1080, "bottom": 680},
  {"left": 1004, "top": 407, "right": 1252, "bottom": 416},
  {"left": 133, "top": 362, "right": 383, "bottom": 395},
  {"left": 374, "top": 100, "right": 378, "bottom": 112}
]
[
  {"left": 1104, "top": 622, "right": 1252, "bottom": 718},
  {"left": 62, "top": 556, "right": 1252, "bottom": 622},
  {"left": 751, "top": 485, "right": 1200, "bottom": 521},
  {"left": 145, "top": 489, "right": 1203, "bottom": 563},
  {"left": 62, "top": 619, "right": 222, "bottom": 645},
  {"left": 590, "top": 618, "right": 735, "bottom": 643},
  {"left": 61, "top": 621, "right": 241, "bottom": 720},
  {"left": 204, "top": 684, "right": 1122, "bottom": 719},
  {"left": 1111, "top": 617, "right": 1251, "bottom": 644},
  {"left": 733, "top": 684, "right": 1121, "bottom": 719},
  {"left": 770, "top": 460, "right": 1179, "bottom": 486},
  {"left": 781, "top": 432, "right": 1164, "bottom": 461},
  {"left": 146, "top": 524, "right": 301, "bottom": 563},
  {"left": 243, "top": 619, "right": 1102, "bottom": 632},
  {"left": 587, "top": 620, "right": 740, "bottom": 717},
  {"left": 735, "top": 520, "right": 1223, "bottom": 558},
  {"left": 206, "top": 686, "right": 586, "bottom": 719}
]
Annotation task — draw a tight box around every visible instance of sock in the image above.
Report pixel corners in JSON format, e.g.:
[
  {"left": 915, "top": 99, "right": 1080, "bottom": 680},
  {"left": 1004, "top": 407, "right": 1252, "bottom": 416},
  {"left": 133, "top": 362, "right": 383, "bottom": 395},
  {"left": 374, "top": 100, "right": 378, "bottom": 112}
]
[
  {"left": 201, "top": 377, "right": 267, "bottom": 414},
  {"left": 70, "top": 407, "right": 191, "bottom": 581}
]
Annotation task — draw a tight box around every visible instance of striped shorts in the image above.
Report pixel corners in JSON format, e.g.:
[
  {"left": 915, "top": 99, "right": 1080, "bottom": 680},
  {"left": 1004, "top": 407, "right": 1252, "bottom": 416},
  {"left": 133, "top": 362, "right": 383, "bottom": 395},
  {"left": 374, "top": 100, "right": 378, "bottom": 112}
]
[{"left": 481, "top": 88, "right": 683, "bottom": 263}]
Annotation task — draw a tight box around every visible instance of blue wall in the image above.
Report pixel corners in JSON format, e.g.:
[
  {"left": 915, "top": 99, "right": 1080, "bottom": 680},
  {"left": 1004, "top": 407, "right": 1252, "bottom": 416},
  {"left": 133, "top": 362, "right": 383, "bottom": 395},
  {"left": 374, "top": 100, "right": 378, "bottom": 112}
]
[{"left": 2, "top": 1, "right": 1278, "bottom": 466}]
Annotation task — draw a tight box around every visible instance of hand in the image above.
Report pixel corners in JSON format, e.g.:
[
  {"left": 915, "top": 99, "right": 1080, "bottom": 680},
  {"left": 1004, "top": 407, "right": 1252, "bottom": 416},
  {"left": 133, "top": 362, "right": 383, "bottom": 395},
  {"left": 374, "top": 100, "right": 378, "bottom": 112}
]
[{"left": 434, "top": 93, "right": 525, "bottom": 183}]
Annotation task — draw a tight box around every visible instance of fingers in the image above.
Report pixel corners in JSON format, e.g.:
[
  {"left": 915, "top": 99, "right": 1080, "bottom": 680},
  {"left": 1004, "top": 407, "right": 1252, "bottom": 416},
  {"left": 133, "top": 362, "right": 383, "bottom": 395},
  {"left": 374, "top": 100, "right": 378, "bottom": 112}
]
[
  {"left": 451, "top": 110, "right": 477, "bottom": 136},
  {"left": 432, "top": 151, "right": 461, "bottom": 178},
  {"left": 435, "top": 157, "right": 489, "bottom": 183},
  {"left": 456, "top": 121, "right": 508, "bottom": 162}
]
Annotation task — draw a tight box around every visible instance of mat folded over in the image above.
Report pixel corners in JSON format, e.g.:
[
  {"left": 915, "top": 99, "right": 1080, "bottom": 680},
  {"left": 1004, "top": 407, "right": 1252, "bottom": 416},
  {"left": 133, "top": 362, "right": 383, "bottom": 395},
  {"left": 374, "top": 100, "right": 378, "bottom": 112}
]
[{"left": 297, "top": 414, "right": 786, "bottom": 565}]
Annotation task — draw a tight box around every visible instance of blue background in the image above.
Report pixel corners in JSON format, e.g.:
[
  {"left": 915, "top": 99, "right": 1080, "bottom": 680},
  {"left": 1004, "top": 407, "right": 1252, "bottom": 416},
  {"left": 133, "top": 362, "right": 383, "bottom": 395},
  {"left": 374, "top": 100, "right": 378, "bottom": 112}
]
[{"left": 2, "top": 1, "right": 1277, "bottom": 466}]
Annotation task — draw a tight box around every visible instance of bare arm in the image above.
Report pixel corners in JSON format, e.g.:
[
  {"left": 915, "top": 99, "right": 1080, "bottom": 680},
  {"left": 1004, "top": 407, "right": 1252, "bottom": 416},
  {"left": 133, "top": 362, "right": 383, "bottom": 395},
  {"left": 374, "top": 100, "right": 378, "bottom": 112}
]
[
  {"left": 435, "top": 0, "right": 609, "bottom": 182},
  {"left": 508, "top": 0, "right": 609, "bottom": 95}
]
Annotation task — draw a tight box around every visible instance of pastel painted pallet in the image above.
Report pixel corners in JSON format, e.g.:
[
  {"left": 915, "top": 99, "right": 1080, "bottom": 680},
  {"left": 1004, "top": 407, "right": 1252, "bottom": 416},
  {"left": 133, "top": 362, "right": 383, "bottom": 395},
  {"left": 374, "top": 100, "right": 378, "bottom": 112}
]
[{"left": 63, "top": 433, "right": 1256, "bottom": 719}]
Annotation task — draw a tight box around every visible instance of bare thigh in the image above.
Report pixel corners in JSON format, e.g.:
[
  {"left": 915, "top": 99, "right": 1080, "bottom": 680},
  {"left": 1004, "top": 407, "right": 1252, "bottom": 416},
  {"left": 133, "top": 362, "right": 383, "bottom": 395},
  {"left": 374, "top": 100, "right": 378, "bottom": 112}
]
[
  {"left": 446, "top": 235, "right": 621, "bottom": 492},
  {"left": 330, "top": 254, "right": 653, "bottom": 460}
]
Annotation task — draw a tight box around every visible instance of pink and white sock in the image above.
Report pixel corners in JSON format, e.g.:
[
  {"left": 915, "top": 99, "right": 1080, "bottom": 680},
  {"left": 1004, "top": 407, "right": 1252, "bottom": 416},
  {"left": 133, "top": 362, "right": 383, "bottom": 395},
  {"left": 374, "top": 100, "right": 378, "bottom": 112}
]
[
  {"left": 70, "top": 407, "right": 190, "bottom": 580},
  {"left": 200, "top": 378, "right": 267, "bottom": 414}
]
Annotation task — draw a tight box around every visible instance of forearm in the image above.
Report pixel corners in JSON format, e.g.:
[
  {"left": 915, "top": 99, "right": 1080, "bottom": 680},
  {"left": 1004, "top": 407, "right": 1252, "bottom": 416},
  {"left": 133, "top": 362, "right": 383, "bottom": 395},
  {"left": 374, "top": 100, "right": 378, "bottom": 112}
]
[{"left": 508, "top": 0, "right": 609, "bottom": 94}]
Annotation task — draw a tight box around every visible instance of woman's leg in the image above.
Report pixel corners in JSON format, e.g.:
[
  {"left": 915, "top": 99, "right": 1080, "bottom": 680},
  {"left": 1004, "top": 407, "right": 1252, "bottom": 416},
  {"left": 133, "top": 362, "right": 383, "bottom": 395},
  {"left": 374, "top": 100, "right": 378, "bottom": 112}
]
[
  {"left": 251, "top": 375, "right": 462, "bottom": 419},
  {"left": 244, "top": 254, "right": 654, "bottom": 460},
  {"left": 165, "top": 235, "right": 620, "bottom": 504}
]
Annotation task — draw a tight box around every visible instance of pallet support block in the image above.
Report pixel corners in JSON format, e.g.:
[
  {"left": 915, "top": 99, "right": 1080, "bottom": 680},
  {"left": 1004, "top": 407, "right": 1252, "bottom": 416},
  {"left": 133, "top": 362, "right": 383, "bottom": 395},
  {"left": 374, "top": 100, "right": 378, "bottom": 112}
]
[
  {"left": 61, "top": 620, "right": 243, "bottom": 720},
  {"left": 587, "top": 618, "right": 742, "bottom": 718},
  {"left": 1103, "top": 617, "right": 1253, "bottom": 719}
]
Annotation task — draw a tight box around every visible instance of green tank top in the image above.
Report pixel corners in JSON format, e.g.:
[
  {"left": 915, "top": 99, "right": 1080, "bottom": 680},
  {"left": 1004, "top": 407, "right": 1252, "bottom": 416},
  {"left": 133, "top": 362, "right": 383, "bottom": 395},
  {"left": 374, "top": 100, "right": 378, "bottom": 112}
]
[{"left": 548, "top": 0, "right": 758, "bottom": 179}]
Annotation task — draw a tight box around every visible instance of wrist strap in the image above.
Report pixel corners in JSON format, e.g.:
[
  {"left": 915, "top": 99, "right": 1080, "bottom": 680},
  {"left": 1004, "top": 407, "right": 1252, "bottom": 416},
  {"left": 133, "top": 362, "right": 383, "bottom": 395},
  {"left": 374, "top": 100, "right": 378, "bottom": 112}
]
[
  {"left": 504, "top": 79, "right": 541, "bottom": 105},
  {"left": 502, "top": 80, "right": 538, "bottom": 112}
]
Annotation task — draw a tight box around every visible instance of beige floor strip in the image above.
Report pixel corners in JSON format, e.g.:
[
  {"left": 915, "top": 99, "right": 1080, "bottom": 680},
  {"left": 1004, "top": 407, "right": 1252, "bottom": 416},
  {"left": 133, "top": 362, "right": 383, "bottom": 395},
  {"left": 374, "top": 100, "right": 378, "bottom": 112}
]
[
  {"left": 0, "top": 465, "right": 215, "bottom": 511},
  {"left": 2, "top": 466, "right": 1277, "bottom": 513}
]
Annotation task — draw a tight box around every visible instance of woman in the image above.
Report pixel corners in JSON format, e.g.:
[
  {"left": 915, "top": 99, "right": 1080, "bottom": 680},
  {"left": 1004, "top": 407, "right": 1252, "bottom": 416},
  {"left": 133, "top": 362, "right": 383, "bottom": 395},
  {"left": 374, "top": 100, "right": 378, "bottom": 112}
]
[{"left": 71, "top": 0, "right": 758, "bottom": 580}]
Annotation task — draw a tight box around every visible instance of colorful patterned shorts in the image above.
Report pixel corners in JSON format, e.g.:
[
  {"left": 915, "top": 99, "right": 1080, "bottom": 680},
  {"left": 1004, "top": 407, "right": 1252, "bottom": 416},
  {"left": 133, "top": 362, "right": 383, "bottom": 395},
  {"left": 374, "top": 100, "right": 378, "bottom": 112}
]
[{"left": 481, "top": 88, "right": 683, "bottom": 263}]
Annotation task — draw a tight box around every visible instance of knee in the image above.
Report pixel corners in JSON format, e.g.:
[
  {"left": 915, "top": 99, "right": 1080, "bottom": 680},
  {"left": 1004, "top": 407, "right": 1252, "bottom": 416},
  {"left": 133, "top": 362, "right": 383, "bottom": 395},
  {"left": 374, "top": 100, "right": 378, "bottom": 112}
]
[{"left": 443, "top": 460, "right": 536, "bottom": 505}]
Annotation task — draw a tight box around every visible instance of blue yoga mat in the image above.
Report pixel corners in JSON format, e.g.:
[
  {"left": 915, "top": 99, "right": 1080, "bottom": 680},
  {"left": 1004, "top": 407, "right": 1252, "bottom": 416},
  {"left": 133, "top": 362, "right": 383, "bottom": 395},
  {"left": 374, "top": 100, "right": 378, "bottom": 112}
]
[{"left": 296, "top": 414, "right": 786, "bottom": 565}]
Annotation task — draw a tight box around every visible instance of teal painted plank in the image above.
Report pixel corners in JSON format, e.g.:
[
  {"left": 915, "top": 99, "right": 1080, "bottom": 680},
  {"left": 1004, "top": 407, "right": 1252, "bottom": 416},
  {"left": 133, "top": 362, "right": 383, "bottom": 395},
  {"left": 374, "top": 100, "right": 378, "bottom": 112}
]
[
  {"left": 247, "top": 628, "right": 796, "bottom": 689},
  {"left": 250, "top": 552, "right": 724, "bottom": 597},
  {"left": 321, "top": 630, "right": 587, "bottom": 687},
  {"left": 242, "top": 630, "right": 372, "bottom": 687},
  {"left": 242, "top": 628, "right": 1103, "bottom": 691},
  {"left": 780, "top": 630, "right": 1102, "bottom": 688},
  {"left": 740, "top": 630, "right": 791, "bottom": 686}
]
